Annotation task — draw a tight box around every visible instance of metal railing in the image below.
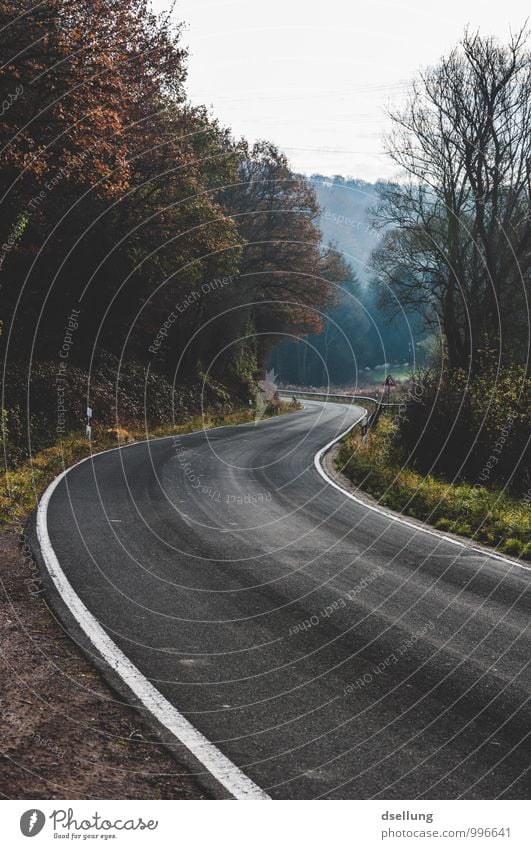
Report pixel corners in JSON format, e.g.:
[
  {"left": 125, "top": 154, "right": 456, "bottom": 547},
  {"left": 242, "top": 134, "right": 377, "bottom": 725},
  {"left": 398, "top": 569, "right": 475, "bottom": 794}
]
[{"left": 278, "top": 389, "right": 405, "bottom": 410}]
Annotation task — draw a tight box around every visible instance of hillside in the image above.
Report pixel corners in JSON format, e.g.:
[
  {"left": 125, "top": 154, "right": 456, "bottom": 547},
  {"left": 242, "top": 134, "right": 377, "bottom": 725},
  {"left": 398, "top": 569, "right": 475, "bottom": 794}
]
[
  {"left": 311, "top": 176, "right": 381, "bottom": 285},
  {"left": 270, "top": 175, "right": 429, "bottom": 387}
]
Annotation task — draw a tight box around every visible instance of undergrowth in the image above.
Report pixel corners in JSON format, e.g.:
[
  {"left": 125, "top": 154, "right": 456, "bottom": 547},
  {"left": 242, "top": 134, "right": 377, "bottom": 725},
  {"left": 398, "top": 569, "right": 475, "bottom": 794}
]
[{"left": 336, "top": 416, "right": 531, "bottom": 560}]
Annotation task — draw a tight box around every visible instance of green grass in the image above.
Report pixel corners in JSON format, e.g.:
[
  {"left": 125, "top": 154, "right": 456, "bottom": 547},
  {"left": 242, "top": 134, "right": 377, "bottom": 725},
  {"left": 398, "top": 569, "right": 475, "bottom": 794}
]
[
  {"left": 336, "top": 416, "right": 531, "bottom": 560},
  {"left": 1, "top": 399, "right": 300, "bottom": 527},
  {"left": 357, "top": 366, "right": 412, "bottom": 386}
]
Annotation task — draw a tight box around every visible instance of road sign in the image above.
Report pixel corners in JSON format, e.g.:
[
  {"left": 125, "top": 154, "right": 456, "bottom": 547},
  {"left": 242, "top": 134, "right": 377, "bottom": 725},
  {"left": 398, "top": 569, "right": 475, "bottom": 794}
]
[
  {"left": 87, "top": 406, "right": 93, "bottom": 419},
  {"left": 384, "top": 374, "right": 396, "bottom": 387}
]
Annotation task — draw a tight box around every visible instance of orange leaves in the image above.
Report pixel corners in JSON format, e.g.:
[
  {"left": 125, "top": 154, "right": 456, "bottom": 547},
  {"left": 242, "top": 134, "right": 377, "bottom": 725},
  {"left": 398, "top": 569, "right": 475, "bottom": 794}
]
[{"left": 0, "top": 0, "right": 187, "bottom": 201}]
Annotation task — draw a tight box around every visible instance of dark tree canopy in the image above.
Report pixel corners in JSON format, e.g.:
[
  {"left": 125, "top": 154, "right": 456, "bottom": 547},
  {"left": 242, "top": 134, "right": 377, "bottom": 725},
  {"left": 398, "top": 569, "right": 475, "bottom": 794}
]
[{"left": 0, "top": 0, "right": 334, "bottom": 393}]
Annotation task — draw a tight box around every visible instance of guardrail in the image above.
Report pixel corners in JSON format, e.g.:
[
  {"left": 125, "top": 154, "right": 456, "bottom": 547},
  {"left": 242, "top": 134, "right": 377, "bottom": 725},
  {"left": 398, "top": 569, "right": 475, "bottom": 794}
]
[{"left": 278, "top": 389, "right": 405, "bottom": 410}]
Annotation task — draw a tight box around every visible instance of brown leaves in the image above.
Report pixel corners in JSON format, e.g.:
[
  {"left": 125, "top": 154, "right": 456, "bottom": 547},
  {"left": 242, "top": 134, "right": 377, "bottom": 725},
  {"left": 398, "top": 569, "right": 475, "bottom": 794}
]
[{"left": 0, "top": 0, "right": 187, "bottom": 203}]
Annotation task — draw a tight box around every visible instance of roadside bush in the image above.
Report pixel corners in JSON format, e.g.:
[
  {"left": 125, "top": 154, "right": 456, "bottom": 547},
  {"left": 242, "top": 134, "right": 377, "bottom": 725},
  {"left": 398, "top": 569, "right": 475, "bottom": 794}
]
[
  {"left": 336, "top": 416, "right": 531, "bottom": 560},
  {"left": 395, "top": 358, "right": 530, "bottom": 495},
  {"left": 1, "top": 353, "right": 247, "bottom": 468}
]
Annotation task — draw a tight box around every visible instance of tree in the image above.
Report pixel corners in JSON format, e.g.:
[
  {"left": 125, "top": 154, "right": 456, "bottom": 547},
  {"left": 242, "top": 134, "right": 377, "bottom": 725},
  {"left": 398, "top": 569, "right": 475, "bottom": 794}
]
[
  {"left": 0, "top": 1, "right": 345, "bottom": 408},
  {"left": 221, "top": 141, "right": 346, "bottom": 373},
  {"left": 371, "top": 28, "right": 531, "bottom": 369},
  {"left": 0, "top": 1, "right": 245, "bottom": 373},
  {"left": 0, "top": 1, "right": 185, "bottom": 211}
]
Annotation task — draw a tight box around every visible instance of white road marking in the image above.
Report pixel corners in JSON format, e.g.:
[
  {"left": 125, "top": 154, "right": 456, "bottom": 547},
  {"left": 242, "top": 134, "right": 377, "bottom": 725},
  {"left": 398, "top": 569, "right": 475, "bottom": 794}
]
[
  {"left": 34, "top": 402, "right": 527, "bottom": 804},
  {"left": 36, "top": 450, "right": 270, "bottom": 801},
  {"left": 312, "top": 408, "right": 531, "bottom": 573}
]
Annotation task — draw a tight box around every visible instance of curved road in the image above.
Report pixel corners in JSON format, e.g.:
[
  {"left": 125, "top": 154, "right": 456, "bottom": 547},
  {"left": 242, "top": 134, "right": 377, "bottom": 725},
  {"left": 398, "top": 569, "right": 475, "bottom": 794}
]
[{"left": 38, "top": 401, "right": 530, "bottom": 799}]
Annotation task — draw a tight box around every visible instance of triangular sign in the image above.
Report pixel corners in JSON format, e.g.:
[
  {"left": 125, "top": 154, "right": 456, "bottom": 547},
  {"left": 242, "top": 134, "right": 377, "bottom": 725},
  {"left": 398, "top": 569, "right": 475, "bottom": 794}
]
[{"left": 384, "top": 374, "right": 396, "bottom": 387}]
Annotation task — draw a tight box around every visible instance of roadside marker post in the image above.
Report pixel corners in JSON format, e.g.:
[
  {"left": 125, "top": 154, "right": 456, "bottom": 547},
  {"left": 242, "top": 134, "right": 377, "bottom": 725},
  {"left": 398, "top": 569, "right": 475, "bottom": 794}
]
[
  {"left": 384, "top": 373, "right": 396, "bottom": 407},
  {"left": 86, "top": 405, "right": 92, "bottom": 440}
]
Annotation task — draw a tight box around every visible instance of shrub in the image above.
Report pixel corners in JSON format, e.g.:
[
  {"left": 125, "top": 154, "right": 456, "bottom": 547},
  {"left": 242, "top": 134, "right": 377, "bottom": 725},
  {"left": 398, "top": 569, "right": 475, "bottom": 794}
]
[
  {"left": 395, "top": 358, "right": 530, "bottom": 495},
  {"left": 502, "top": 538, "right": 523, "bottom": 556},
  {"left": 336, "top": 416, "right": 531, "bottom": 560}
]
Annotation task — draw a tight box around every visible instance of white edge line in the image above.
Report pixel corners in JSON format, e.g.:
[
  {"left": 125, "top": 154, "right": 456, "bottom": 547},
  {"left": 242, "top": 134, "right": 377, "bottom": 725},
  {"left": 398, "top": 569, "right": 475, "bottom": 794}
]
[
  {"left": 311, "top": 405, "right": 531, "bottom": 573},
  {"left": 34, "top": 403, "right": 528, "bottom": 803},
  {"left": 35, "top": 428, "right": 271, "bottom": 801}
]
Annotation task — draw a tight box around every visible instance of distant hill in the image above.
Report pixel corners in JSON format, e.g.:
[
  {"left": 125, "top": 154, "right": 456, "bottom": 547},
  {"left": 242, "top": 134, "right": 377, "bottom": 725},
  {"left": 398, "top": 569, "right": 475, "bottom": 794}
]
[
  {"left": 269, "top": 175, "right": 430, "bottom": 386},
  {"left": 311, "top": 175, "right": 382, "bottom": 284}
]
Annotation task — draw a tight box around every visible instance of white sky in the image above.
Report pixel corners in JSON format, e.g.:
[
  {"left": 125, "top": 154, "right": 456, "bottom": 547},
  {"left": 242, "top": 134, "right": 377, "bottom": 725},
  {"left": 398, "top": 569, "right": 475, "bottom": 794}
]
[{"left": 153, "top": 0, "right": 530, "bottom": 180}]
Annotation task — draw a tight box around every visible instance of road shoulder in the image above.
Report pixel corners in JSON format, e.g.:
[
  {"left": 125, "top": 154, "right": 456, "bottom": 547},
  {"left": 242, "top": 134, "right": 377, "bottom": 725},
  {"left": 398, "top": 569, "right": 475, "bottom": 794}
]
[{"left": 0, "top": 525, "right": 210, "bottom": 799}]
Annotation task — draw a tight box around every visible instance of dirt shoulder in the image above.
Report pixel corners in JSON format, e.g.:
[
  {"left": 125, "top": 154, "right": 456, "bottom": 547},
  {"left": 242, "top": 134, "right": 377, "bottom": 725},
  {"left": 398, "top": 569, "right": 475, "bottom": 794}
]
[
  {"left": 0, "top": 526, "right": 210, "bottom": 799},
  {"left": 0, "top": 405, "right": 302, "bottom": 799}
]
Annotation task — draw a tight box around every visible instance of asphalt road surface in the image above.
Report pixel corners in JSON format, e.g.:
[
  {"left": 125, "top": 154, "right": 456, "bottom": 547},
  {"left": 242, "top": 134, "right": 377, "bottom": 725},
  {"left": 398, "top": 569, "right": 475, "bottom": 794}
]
[{"left": 41, "top": 400, "right": 530, "bottom": 799}]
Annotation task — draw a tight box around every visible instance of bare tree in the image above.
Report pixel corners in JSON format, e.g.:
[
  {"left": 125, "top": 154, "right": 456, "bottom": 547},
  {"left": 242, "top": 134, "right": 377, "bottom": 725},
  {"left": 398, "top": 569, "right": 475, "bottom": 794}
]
[{"left": 371, "top": 27, "right": 531, "bottom": 369}]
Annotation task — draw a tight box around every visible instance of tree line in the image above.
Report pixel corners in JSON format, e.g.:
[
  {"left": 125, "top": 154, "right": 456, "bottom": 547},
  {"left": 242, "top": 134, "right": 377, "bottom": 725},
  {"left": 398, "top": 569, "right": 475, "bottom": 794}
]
[
  {"left": 0, "top": 0, "right": 345, "bottom": 435},
  {"left": 370, "top": 29, "right": 530, "bottom": 493}
]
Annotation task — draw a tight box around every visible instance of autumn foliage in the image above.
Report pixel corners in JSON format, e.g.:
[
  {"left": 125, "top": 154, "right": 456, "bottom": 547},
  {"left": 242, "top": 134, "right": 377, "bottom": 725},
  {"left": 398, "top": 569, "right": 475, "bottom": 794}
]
[{"left": 0, "top": 0, "right": 339, "bottom": 412}]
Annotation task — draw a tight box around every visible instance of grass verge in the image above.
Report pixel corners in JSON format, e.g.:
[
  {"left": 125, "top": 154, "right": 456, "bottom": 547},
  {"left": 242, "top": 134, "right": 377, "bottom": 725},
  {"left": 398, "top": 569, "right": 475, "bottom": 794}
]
[
  {"left": 1, "top": 399, "right": 300, "bottom": 526},
  {"left": 335, "top": 415, "right": 531, "bottom": 561},
  {"left": 0, "top": 397, "right": 303, "bottom": 799}
]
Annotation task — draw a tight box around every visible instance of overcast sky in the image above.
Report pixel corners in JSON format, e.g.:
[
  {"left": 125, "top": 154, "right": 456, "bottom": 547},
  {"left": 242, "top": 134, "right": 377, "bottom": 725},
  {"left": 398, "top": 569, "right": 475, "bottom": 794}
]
[{"left": 153, "top": 1, "right": 529, "bottom": 181}]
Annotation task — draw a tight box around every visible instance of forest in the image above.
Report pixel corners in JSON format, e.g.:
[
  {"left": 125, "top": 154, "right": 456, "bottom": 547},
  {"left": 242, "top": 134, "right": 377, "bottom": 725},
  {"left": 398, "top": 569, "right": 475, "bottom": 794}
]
[
  {"left": 0, "top": 0, "right": 346, "bottom": 458},
  {"left": 342, "top": 30, "right": 529, "bottom": 504},
  {"left": 277, "top": 30, "right": 530, "bottom": 503},
  {"left": 270, "top": 175, "right": 429, "bottom": 388},
  {"left": 0, "top": 4, "right": 529, "bottom": 499}
]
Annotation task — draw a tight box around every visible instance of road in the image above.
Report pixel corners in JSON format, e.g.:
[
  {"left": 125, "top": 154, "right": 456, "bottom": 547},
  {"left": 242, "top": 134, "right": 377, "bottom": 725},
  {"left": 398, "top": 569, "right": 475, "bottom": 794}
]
[{"left": 38, "top": 400, "right": 530, "bottom": 799}]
